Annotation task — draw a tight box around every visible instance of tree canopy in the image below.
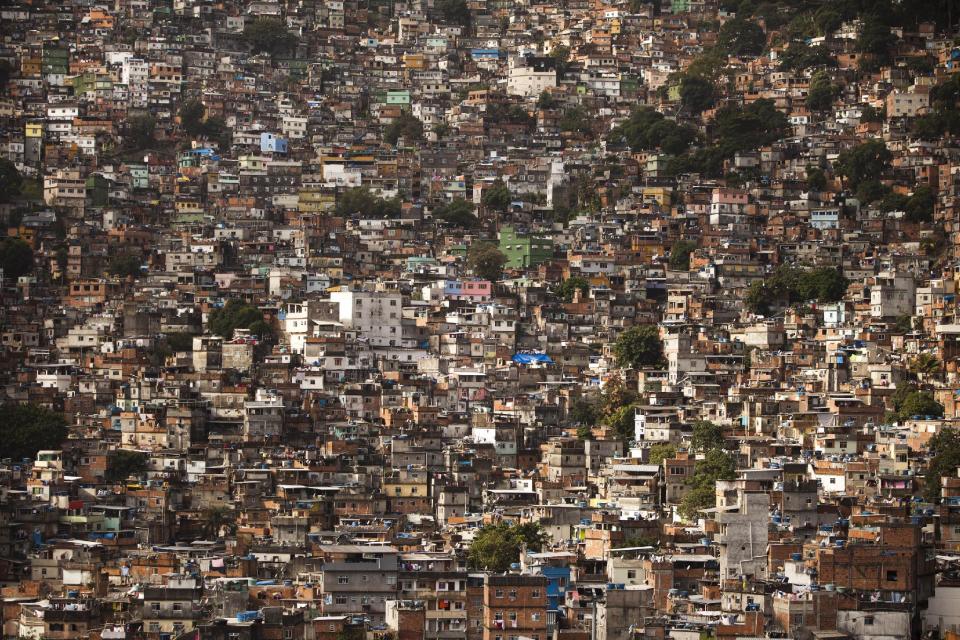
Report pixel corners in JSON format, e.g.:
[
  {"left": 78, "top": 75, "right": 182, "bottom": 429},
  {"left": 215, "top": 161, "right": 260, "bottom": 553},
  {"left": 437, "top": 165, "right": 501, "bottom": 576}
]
[
  {"left": 109, "top": 254, "right": 142, "bottom": 279},
  {"left": 384, "top": 112, "right": 424, "bottom": 145},
  {"left": 613, "top": 325, "right": 663, "bottom": 369},
  {"left": 718, "top": 17, "right": 766, "bottom": 57},
  {"left": 467, "top": 522, "right": 548, "bottom": 571},
  {"left": 668, "top": 239, "right": 697, "bottom": 271},
  {"left": 836, "top": 139, "right": 891, "bottom": 191},
  {"left": 806, "top": 72, "right": 839, "bottom": 112},
  {"left": 0, "top": 404, "right": 67, "bottom": 462},
  {"left": 244, "top": 18, "right": 299, "bottom": 57},
  {"left": 856, "top": 16, "right": 897, "bottom": 69},
  {"left": 467, "top": 241, "right": 507, "bottom": 281},
  {"left": 106, "top": 450, "right": 148, "bottom": 482},
  {"left": 679, "top": 449, "right": 736, "bottom": 520},
  {"left": 0, "top": 237, "right": 34, "bottom": 281},
  {"left": 434, "top": 199, "right": 478, "bottom": 228},
  {"left": 926, "top": 428, "right": 960, "bottom": 501},
  {"left": 0, "top": 159, "right": 23, "bottom": 203},
  {"left": 613, "top": 107, "right": 697, "bottom": 155},
  {"left": 435, "top": 0, "right": 471, "bottom": 26},
  {"left": 679, "top": 75, "right": 717, "bottom": 114},
  {"left": 648, "top": 442, "right": 678, "bottom": 465},
  {"left": 555, "top": 276, "right": 590, "bottom": 302},
  {"left": 746, "top": 265, "right": 848, "bottom": 315},
  {"left": 690, "top": 420, "right": 725, "bottom": 453},
  {"left": 335, "top": 188, "right": 401, "bottom": 218},
  {"left": 209, "top": 299, "right": 264, "bottom": 338},
  {"left": 481, "top": 179, "right": 512, "bottom": 212},
  {"left": 893, "top": 389, "right": 943, "bottom": 422},
  {"left": 127, "top": 114, "right": 156, "bottom": 150},
  {"left": 778, "top": 42, "right": 836, "bottom": 72}
]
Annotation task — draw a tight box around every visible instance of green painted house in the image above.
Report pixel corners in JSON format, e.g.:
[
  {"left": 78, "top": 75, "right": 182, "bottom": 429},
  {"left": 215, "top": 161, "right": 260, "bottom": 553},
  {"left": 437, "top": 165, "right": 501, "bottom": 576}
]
[{"left": 499, "top": 225, "right": 553, "bottom": 270}]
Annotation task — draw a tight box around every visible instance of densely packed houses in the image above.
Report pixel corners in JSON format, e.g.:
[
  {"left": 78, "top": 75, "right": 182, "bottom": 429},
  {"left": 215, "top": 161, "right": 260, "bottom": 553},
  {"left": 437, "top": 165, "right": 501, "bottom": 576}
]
[{"left": 3, "top": 0, "right": 960, "bottom": 639}]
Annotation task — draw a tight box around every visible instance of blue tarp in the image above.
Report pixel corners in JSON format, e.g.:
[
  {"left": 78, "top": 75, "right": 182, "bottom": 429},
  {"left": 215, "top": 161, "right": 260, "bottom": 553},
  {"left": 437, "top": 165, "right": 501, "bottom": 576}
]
[{"left": 512, "top": 353, "right": 554, "bottom": 365}]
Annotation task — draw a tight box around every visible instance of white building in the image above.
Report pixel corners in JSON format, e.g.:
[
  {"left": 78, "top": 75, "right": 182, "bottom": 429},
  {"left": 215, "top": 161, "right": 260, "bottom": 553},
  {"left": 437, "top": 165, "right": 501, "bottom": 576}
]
[
  {"left": 329, "top": 289, "right": 403, "bottom": 347},
  {"left": 507, "top": 56, "right": 556, "bottom": 97}
]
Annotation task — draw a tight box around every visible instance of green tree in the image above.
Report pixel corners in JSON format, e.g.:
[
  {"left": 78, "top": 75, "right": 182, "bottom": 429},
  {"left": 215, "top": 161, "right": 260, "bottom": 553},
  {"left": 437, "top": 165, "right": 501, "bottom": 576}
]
[
  {"left": 0, "top": 403, "right": 67, "bottom": 461},
  {"left": 335, "top": 188, "right": 401, "bottom": 218},
  {"left": 165, "top": 332, "right": 195, "bottom": 352},
  {"left": 613, "top": 325, "right": 663, "bottom": 368},
  {"left": 202, "top": 506, "right": 237, "bottom": 538},
  {"left": 570, "top": 398, "right": 599, "bottom": 425},
  {"left": 467, "top": 522, "right": 545, "bottom": 571},
  {"left": 0, "top": 237, "right": 34, "bottom": 280},
  {"left": 576, "top": 424, "right": 594, "bottom": 440},
  {"left": 513, "top": 522, "right": 549, "bottom": 552},
  {"left": 856, "top": 17, "right": 897, "bottom": 68},
  {"left": 208, "top": 299, "right": 263, "bottom": 338},
  {"left": 926, "top": 428, "right": 960, "bottom": 501},
  {"left": 605, "top": 404, "right": 637, "bottom": 443},
  {"left": 467, "top": 241, "right": 507, "bottom": 281},
  {"left": 106, "top": 449, "right": 148, "bottom": 482},
  {"left": 904, "top": 185, "right": 935, "bottom": 223},
  {"left": 679, "top": 74, "right": 716, "bottom": 113},
  {"left": 614, "top": 107, "right": 696, "bottom": 155},
  {"left": 248, "top": 320, "right": 274, "bottom": 341},
  {"left": 560, "top": 107, "right": 591, "bottom": 135},
  {"left": 898, "top": 391, "right": 943, "bottom": 421},
  {"left": 778, "top": 42, "right": 836, "bottom": 72},
  {"left": 481, "top": 179, "right": 512, "bottom": 212},
  {"left": 435, "top": 0, "right": 470, "bottom": 26},
  {"left": 127, "top": 114, "right": 156, "bottom": 150},
  {"left": 836, "top": 139, "right": 891, "bottom": 191},
  {"left": 550, "top": 45, "right": 571, "bottom": 77},
  {"left": 861, "top": 104, "right": 883, "bottom": 123},
  {"left": 0, "top": 159, "right": 23, "bottom": 203},
  {"left": 746, "top": 265, "right": 848, "bottom": 314},
  {"left": 179, "top": 99, "right": 206, "bottom": 137},
  {"left": 109, "top": 254, "right": 142, "bottom": 278},
  {"left": 244, "top": 18, "right": 299, "bottom": 57},
  {"left": 910, "top": 353, "right": 942, "bottom": 380},
  {"left": 668, "top": 239, "right": 697, "bottom": 271},
  {"left": 434, "top": 199, "right": 478, "bottom": 228},
  {"left": 718, "top": 17, "right": 766, "bottom": 57},
  {"left": 813, "top": 6, "right": 842, "bottom": 35},
  {"left": 536, "top": 91, "right": 557, "bottom": 109},
  {"left": 555, "top": 276, "right": 589, "bottom": 302},
  {"left": 893, "top": 314, "right": 914, "bottom": 334},
  {"left": 713, "top": 99, "right": 788, "bottom": 157},
  {"left": 679, "top": 449, "right": 736, "bottom": 519},
  {"left": 690, "top": 420, "right": 725, "bottom": 453},
  {"left": 806, "top": 165, "right": 827, "bottom": 192},
  {"left": 648, "top": 442, "right": 678, "bottom": 465},
  {"left": 384, "top": 112, "right": 424, "bottom": 145},
  {"left": 806, "top": 72, "right": 839, "bottom": 112}
]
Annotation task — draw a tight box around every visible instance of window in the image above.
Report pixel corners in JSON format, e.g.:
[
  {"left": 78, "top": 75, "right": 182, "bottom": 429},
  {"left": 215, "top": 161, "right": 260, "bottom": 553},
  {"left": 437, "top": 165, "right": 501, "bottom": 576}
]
[
  {"left": 886, "top": 570, "right": 898, "bottom": 582},
  {"left": 495, "top": 589, "right": 504, "bottom": 598},
  {"left": 531, "top": 589, "right": 540, "bottom": 598},
  {"left": 338, "top": 576, "right": 349, "bottom": 584},
  {"left": 864, "top": 616, "right": 874, "bottom": 626},
  {"left": 335, "top": 595, "right": 348, "bottom": 605}
]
